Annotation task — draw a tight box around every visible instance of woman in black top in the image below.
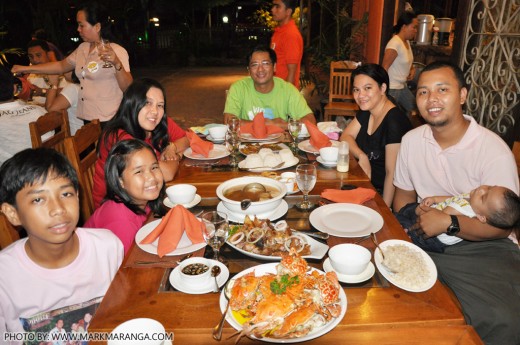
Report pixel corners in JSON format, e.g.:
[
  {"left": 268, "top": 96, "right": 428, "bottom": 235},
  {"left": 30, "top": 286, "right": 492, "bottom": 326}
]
[{"left": 339, "top": 64, "right": 412, "bottom": 206}]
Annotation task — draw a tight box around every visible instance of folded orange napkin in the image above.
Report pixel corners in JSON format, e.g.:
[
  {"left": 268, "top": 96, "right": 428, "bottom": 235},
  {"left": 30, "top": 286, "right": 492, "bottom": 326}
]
[
  {"left": 304, "top": 120, "right": 331, "bottom": 150},
  {"left": 240, "top": 112, "right": 284, "bottom": 139},
  {"left": 140, "top": 205, "right": 205, "bottom": 257},
  {"left": 321, "top": 188, "right": 376, "bottom": 204},
  {"left": 186, "top": 129, "right": 213, "bottom": 157}
]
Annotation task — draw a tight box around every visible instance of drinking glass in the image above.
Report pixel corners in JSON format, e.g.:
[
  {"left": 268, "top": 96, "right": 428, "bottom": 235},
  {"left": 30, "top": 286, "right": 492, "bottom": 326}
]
[
  {"left": 288, "top": 118, "right": 302, "bottom": 151},
  {"left": 97, "top": 38, "right": 113, "bottom": 68},
  {"left": 227, "top": 116, "right": 240, "bottom": 135},
  {"left": 201, "top": 211, "right": 229, "bottom": 262},
  {"left": 295, "top": 164, "right": 317, "bottom": 210},
  {"left": 225, "top": 131, "right": 240, "bottom": 167}
]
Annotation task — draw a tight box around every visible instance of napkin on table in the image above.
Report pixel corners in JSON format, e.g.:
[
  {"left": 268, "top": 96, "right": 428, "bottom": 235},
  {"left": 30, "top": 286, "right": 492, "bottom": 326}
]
[
  {"left": 240, "top": 112, "right": 284, "bottom": 139},
  {"left": 321, "top": 187, "right": 376, "bottom": 204},
  {"left": 186, "top": 129, "right": 214, "bottom": 157},
  {"left": 140, "top": 205, "right": 205, "bottom": 258},
  {"left": 304, "top": 120, "right": 332, "bottom": 150}
]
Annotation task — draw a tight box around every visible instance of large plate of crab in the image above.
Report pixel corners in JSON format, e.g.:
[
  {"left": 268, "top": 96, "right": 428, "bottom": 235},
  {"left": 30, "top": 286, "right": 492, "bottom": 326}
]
[
  {"left": 220, "top": 251, "right": 347, "bottom": 342},
  {"left": 226, "top": 217, "right": 329, "bottom": 261}
]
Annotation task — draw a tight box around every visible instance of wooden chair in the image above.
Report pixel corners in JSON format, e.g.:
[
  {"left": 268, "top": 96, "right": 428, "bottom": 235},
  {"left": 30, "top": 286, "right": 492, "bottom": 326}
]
[
  {"left": 63, "top": 120, "right": 101, "bottom": 222},
  {"left": 0, "top": 212, "right": 20, "bottom": 250},
  {"left": 29, "top": 110, "right": 71, "bottom": 153},
  {"left": 323, "top": 61, "right": 359, "bottom": 122}
]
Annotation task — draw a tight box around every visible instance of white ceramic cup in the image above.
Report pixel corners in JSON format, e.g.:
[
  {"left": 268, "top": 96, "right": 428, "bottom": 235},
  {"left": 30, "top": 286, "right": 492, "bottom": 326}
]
[
  {"left": 208, "top": 125, "right": 228, "bottom": 140},
  {"left": 166, "top": 184, "right": 197, "bottom": 205},
  {"left": 328, "top": 243, "right": 371, "bottom": 275},
  {"left": 319, "top": 146, "right": 339, "bottom": 163},
  {"left": 299, "top": 123, "right": 309, "bottom": 137},
  {"left": 280, "top": 172, "right": 297, "bottom": 193},
  {"left": 109, "top": 318, "right": 166, "bottom": 345}
]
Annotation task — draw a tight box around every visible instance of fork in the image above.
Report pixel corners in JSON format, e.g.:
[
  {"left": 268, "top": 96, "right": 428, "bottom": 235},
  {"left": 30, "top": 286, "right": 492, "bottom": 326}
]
[
  {"left": 134, "top": 253, "right": 193, "bottom": 266},
  {"left": 185, "top": 160, "right": 221, "bottom": 167}
]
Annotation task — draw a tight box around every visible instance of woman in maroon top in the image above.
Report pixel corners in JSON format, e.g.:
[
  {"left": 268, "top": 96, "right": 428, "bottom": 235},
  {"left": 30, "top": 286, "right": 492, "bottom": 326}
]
[{"left": 92, "top": 78, "right": 189, "bottom": 208}]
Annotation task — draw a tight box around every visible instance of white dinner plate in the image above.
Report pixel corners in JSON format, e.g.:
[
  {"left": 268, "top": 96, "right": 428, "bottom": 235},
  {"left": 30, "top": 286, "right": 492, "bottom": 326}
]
[
  {"left": 227, "top": 231, "right": 328, "bottom": 261},
  {"left": 169, "top": 260, "right": 229, "bottom": 294},
  {"left": 163, "top": 194, "right": 201, "bottom": 209},
  {"left": 217, "top": 200, "right": 289, "bottom": 224},
  {"left": 239, "top": 132, "right": 283, "bottom": 142},
  {"left": 374, "top": 240, "right": 437, "bottom": 293},
  {"left": 206, "top": 135, "right": 225, "bottom": 143},
  {"left": 323, "top": 258, "right": 375, "bottom": 284},
  {"left": 183, "top": 144, "right": 230, "bottom": 160},
  {"left": 316, "top": 156, "right": 337, "bottom": 167},
  {"left": 134, "top": 219, "right": 206, "bottom": 256},
  {"left": 309, "top": 203, "right": 383, "bottom": 237},
  {"left": 298, "top": 140, "right": 340, "bottom": 154},
  {"left": 238, "top": 156, "right": 299, "bottom": 172},
  {"left": 219, "top": 263, "right": 347, "bottom": 343}
]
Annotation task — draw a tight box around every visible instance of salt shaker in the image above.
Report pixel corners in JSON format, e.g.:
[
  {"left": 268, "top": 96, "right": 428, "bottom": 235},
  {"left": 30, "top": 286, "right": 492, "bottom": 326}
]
[{"left": 337, "top": 141, "right": 349, "bottom": 172}]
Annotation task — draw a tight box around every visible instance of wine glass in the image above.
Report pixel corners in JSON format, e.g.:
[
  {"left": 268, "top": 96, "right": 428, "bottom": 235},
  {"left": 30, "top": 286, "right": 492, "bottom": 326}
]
[
  {"left": 201, "top": 211, "right": 229, "bottom": 262},
  {"left": 96, "top": 38, "right": 113, "bottom": 68},
  {"left": 295, "top": 164, "right": 317, "bottom": 210},
  {"left": 227, "top": 116, "right": 240, "bottom": 135},
  {"left": 288, "top": 118, "right": 302, "bottom": 151},
  {"left": 225, "top": 131, "right": 241, "bottom": 167}
]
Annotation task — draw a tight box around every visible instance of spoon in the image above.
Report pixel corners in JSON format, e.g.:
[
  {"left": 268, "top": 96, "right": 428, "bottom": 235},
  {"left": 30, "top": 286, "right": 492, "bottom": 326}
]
[
  {"left": 296, "top": 230, "right": 329, "bottom": 240},
  {"left": 213, "top": 279, "right": 233, "bottom": 341},
  {"left": 370, "top": 232, "right": 397, "bottom": 273},
  {"left": 211, "top": 265, "right": 221, "bottom": 293},
  {"left": 242, "top": 182, "right": 267, "bottom": 193}
]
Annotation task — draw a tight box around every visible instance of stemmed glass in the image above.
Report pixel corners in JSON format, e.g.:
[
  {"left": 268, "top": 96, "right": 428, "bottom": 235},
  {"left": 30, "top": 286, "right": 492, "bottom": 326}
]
[
  {"left": 227, "top": 116, "right": 240, "bottom": 135},
  {"left": 288, "top": 118, "right": 302, "bottom": 151},
  {"left": 295, "top": 164, "right": 317, "bottom": 210},
  {"left": 225, "top": 131, "right": 241, "bottom": 167},
  {"left": 201, "top": 211, "right": 229, "bottom": 262},
  {"left": 96, "top": 38, "right": 113, "bottom": 68}
]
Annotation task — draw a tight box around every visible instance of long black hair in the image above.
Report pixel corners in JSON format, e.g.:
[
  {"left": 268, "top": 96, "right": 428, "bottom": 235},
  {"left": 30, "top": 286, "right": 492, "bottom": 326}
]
[
  {"left": 77, "top": 1, "right": 116, "bottom": 42},
  {"left": 351, "top": 63, "right": 390, "bottom": 96}
]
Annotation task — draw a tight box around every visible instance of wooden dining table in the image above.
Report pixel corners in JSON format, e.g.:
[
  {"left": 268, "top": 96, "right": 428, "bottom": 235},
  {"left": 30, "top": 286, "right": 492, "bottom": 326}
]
[{"left": 88, "top": 141, "right": 482, "bottom": 344}]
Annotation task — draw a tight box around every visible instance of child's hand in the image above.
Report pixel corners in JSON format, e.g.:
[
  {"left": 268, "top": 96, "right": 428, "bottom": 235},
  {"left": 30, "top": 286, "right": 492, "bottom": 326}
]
[{"left": 421, "top": 197, "right": 434, "bottom": 207}]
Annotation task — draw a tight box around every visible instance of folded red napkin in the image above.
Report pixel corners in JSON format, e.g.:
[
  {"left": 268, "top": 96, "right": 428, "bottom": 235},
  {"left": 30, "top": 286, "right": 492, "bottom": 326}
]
[
  {"left": 140, "top": 205, "right": 205, "bottom": 258},
  {"left": 321, "top": 187, "right": 376, "bottom": 204},
  {"left": 304, "top": 120, "right": 331, "bottom": 150},
  {"left": 186, "top": 129, "right": 213, "bottom": 157},
  {"left": 240, "top": 112, "right": 284, "bottom": 139}
]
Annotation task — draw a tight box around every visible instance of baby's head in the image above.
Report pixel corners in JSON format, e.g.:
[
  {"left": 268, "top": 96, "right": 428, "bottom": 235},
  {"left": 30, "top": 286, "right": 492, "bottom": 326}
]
[{"left": 469, "top": 185, "right": 520, "bottom": 230}]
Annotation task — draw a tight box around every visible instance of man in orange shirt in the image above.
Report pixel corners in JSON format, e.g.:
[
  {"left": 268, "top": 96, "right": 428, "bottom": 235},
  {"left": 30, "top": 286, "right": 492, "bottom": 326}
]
[{"left": 270, "top": 0, "right": 303, "bottom": 89}]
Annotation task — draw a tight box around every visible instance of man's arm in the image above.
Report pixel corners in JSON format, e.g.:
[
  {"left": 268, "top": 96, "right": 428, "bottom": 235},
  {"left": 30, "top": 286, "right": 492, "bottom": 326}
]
[
  {"left": 392, "top": 187, "right": 417, "bottom": 212},
  {"left": 286, "top": 63, "right": 298, "bottom": 86}
]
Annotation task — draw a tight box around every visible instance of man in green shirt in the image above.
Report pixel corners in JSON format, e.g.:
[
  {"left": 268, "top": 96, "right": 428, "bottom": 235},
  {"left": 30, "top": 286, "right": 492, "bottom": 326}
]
[{"left": 224, "top": 45, "right": 316, "bottom": 129}]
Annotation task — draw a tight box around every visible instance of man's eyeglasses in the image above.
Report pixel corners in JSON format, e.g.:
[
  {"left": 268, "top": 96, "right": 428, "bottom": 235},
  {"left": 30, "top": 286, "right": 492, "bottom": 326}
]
[{"left": 248, "top": 61, "right": 273, "bottom": 69}]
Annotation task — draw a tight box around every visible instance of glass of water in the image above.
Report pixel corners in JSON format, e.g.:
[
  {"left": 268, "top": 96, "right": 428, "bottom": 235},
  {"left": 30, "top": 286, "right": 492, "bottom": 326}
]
[
  {"left": 201, "top": 211, "right": 229, "bottom": 262},
  {"left": 288, "top": 118, "right": 302, "bottom": 151},
  {"left": 295, "top": 164, "right": 317, "bottom": 210}
]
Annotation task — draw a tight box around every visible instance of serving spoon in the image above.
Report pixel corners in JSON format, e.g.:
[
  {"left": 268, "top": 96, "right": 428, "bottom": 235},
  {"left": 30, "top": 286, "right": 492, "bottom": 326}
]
[
  {"left": 211, "top": 265, "right": 221, "bottom": 293},
  {"left": 213, "top": 279, "right": 234, "bottom": 340},
  {"left": 370, "top": 232, "right": 397, "bottom": 273}
]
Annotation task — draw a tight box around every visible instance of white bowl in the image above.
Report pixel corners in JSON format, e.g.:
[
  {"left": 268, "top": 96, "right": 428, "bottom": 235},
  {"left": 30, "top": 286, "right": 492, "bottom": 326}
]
[
  {"left": 208, "top": 125, "right": 228, "bottom": 140},
  {"left": 166, "top": 184, "right": 197, "bottom": 205},
  {"left": 216, "top": 176, "right": 286, "bottom": 218},
  {"left": 109, "top": 318, "right": 166, "bottom": 345},
  {"left": 319, "top": 146, "right": 339, "bottom": 163},
  {"left": 328, "top": 243, "right": 371, "bottom": 275},
  {"left": 178, "top": 257, "right": 212, "bottom": 286}
]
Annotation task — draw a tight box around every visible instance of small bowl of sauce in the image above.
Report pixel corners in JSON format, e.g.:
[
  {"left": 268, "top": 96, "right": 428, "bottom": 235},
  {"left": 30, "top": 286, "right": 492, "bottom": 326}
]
[{"left": 179, "top": 258, "right": 212, "bottom": 285}]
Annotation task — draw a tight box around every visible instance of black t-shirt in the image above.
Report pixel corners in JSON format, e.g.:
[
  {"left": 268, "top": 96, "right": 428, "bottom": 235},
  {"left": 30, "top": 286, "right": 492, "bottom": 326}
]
[{"left": 355, "top": 107, "right": 412, "bottom": 191}]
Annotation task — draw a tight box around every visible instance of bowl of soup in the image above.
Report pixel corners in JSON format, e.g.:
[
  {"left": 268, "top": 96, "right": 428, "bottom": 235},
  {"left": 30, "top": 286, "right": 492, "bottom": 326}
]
[{"left": 216, "top": 176, "right": 287, "bottom": 218}]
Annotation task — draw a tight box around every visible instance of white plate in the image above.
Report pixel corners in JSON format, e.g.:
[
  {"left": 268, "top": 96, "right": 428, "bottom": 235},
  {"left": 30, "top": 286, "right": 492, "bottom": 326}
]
[
  {"left": 135, "top": 219, "right": 207, "bottom": 256},
  {"left": 323, "top": 258, "right": 375, "bottom": 284},
  {"left": 309, "top": 203, "right": 383, "bottom": 237},
  {"left": 238, "top": 156, "right": 299, "bottom": 172},
  {"left": 163, "top": 194, "right": 201, "bottom": 209},
  {"left": 238, "top": 143, "right": 289, "bottom": 155},
  {"left": 169, "top": 260, "right": 229, "bottom": 294},
  {"left": 183, "top": 144, "right": 230, "bottom": 160},
  {"left": 317, "top": 156, "right": 337, "bottom": 167},
  {"left": 298, "top": 140, "right": 340, "bottom": 154},
  {"left": 239, "top": 132, "right": 283, "bottom": 142},
  {"left": 206, "top": 135, "right": 225, "bottom": 143},
  {"left": 217, "top": 200, "right": 288, "bottom": 224},
  {"left": 374, "top": 240, "right": 437, "bottom": 293},
  {"left": 219, "top": 263, "right": 347, "bottom": 343},
  {"left": 227, "top": 231, "right": 328, "bottom": 261}
]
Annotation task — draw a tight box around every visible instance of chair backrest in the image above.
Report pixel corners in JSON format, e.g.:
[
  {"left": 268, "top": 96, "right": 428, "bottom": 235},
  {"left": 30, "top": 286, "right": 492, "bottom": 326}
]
[
  {"left": 63, "top": 120, "right": 101, "bottom": 222},
  {"left": 328, "top": 61, "right": 356, "bottom": 103},
  {"left": 29, "top": 110, "right": 71, "bottom": 153},
  {"left": 0, "top": 212, "right": 20, "bottom": 250}
]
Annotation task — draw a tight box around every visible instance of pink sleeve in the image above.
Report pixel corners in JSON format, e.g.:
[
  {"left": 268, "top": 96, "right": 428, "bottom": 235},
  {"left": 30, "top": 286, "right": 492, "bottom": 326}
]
[{"left": 167, "top": 117, "right": 186, "bottom": 141}]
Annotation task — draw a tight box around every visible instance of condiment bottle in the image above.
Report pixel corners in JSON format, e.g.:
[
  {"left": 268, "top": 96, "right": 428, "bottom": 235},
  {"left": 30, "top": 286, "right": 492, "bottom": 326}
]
[{"left": 337, "top": 141, "right": 349, "bottom": 172}]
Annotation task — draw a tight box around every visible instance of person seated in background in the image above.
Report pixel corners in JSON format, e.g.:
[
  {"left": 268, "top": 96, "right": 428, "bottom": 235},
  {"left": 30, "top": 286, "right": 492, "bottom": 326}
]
[
  {"left": 339, "top": 64, "right": 412, "bottom": 206},
  {"left": 86, "top": 139, "right": 166, "bottom": 255},
  {"left": 26, "top": 39, "right": 69, "bottom": 105},
  {"left": 223, "top": 45, "right": 316, "bottom": 129},
  {"left": 32, "top": 28, "right": 65, "bottom": 62},
  {"left": 45, "top": 72, "right": 83, "bottom": 135},
  {"left": 0, "top": 148, "right": 123, "bottom": 337},
  {"left": 0, "top": 66, "right": 46, "bottom": 165},
  {"left": 92, "top": 78, "right": 189, "bottom": 209}
]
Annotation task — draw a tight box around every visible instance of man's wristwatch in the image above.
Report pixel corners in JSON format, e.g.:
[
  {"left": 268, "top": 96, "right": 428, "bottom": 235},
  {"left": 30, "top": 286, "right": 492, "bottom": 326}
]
[{"left": 446, "top": 215, "right": 460, "bottom": 236}]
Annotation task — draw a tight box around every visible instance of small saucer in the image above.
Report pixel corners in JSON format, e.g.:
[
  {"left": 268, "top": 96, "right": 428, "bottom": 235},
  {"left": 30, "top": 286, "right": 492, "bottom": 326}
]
[
  {"left": 163, "top": 194, "right": 202, "bottom": 209},
  {"left": 169, "top": 260, "right": 229, "bottom": 294},
  {"left": 207, "top": 135, "right": 225, "bottom": 143},
  {"left": 317, "top": 156, "right": 337, "bottom": 167},
  {"left": 323, "top": 258, "right": 375, "bottom": 284}
]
